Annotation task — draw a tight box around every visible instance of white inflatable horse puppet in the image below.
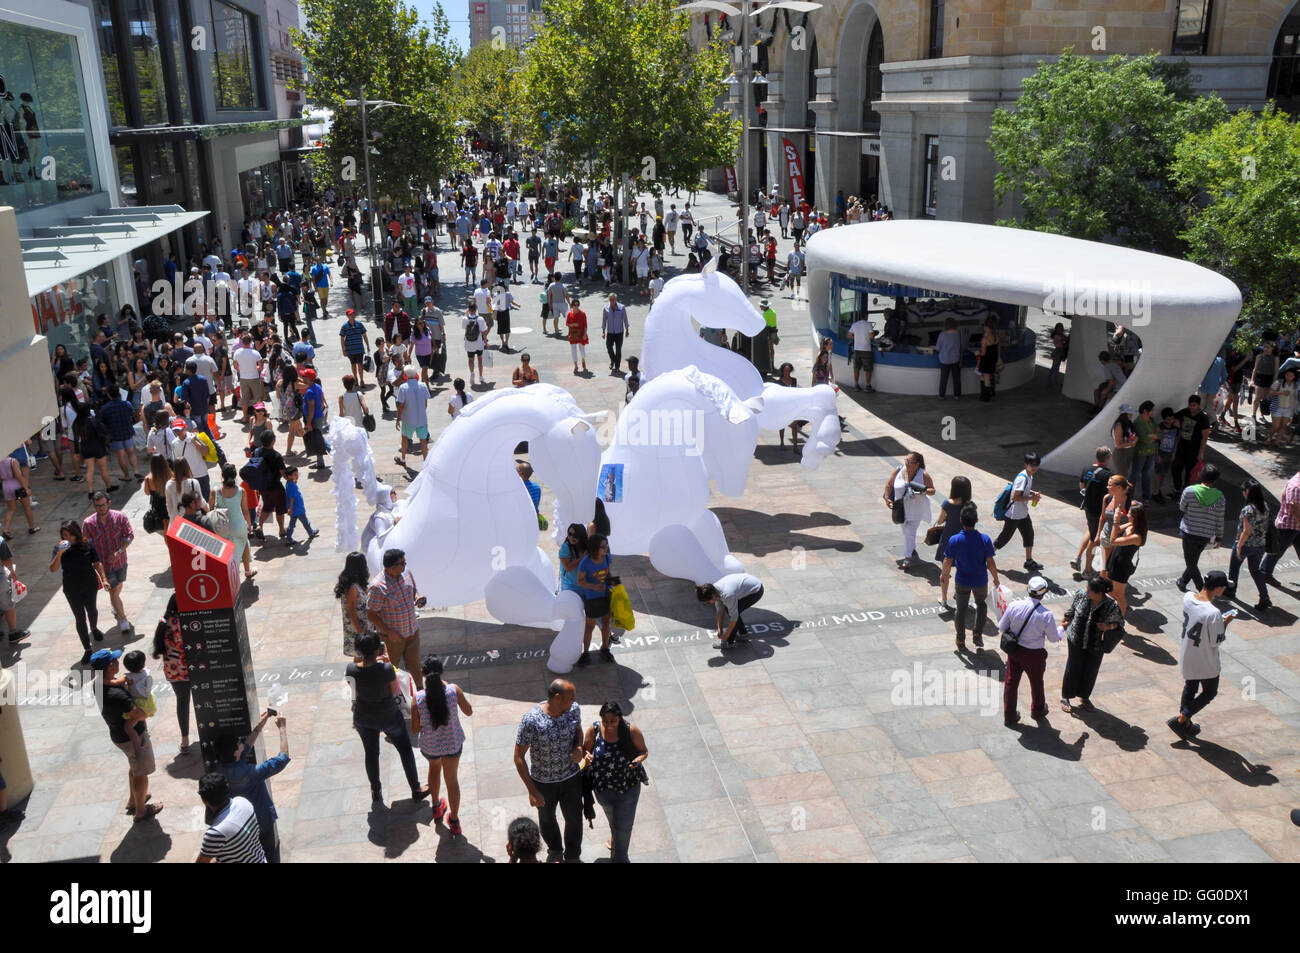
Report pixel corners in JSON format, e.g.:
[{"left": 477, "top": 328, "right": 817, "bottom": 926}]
[
  {"left": 640, "top": 257, "right": 842, "bottom": 469},
  {"left": 602, "top": 366, "right": 764, "bottom": 585},
  {"left": 330, "top": 384, "right": 604, "bottom": 674}
]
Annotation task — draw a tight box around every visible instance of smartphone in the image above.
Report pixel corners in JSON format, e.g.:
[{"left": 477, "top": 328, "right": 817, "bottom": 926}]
[
  {"left": 1222, "top": 610, "right": 1238, "bottom": 620},
  {"left": 415, "top": 596, "right": 427, "bottom": 609},
  {"left": 266, "top": 708, "right": 277, "bottom": 716}
]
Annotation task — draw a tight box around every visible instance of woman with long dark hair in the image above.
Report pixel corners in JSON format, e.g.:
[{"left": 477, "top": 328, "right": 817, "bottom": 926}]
[
  {"left": 49, "top": 519, "right": 108, "bottom": 666},
  {"left": 933, "top": 475, "right": 973, "bottom": 604},
  {"left": 557, "top": 523, "right": 588, "bottom": 600},
  {"left": 411, "top": 654, "right": 473, "bottom": 837},
  {"left": 577, "top": 533, "right": 614, "bottom": 665},
  {"left": 141, "top": 454, "right": 171, "bottom": 533},
  {"left": 1227, "top": 478, "right": 1272, "bottom": 611},
  {"left": 73, "top": 401, "right": 115, "bottom": 498},
  {"left": 151, "top": 594, "right": 195, "bottom": 754},
  {"left": 335, "top": 551, "right": 373, "bottom": 658},
  {"left": 582, "top": 701, "right": 648, "bottom": 863}
]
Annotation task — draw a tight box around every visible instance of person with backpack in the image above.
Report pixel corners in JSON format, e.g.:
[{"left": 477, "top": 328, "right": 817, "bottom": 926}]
[
  {"left": 462, "top": 305, "right": 488, "bottom": 385},
  {"left": 1071, "top": 446, "right": 1112, "bottom": 577},
  {"left": 993, "top": 451, "right": 1044, "bottom": 572}
]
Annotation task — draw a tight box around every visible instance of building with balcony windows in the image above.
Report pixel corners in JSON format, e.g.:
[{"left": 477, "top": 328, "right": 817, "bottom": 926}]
[
  {"left": 469, "top": 0, "right": 543, "bottom": 48},
  {"left": 694, "top": 1, "right": 1300, "bottom": 223}
]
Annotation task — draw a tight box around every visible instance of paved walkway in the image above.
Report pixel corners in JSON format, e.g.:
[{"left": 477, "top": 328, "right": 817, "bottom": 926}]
[{"left": 2, "top": 183, "right": 1298, "bottom": 863}]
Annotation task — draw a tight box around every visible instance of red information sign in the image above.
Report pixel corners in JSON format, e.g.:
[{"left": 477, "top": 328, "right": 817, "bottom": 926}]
[{"left": 164, "top": 516, "right": 239, "bottom": 613}]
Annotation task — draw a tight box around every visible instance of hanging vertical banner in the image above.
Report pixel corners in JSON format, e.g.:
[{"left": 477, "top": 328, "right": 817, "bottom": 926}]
[
  {"left": 724, "top": 165, "right": 737, "bottom": 193},
  {"left": 782, "top": 138, "right": 806, "bottom": 209}
]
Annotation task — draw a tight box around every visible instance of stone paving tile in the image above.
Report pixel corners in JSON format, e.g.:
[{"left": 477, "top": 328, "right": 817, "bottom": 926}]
[{"left": 1161, "top": 830, "right": 1277, "bottom": 863}]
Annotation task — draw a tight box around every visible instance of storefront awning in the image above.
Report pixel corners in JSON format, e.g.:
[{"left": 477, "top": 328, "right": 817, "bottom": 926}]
[{"left": 21, "top": 205, "right": 210, "bottom": 298}]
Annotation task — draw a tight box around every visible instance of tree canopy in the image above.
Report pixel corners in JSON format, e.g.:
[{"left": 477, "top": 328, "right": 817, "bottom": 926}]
[
  {"left": 292, "top": 0, "right": 462, "bottom": 198},
  {"left": 1171, "top": 104, "right": 1300, "bottom": 339},
  {"left": 452, "top": 42, "right": 523, "bottom": 152},
  {"left": 989, "top": 49, "right": 1228, "bottom": 255},
  {"left": 515, "top": 0, "right": 736, "bottom": 195}
]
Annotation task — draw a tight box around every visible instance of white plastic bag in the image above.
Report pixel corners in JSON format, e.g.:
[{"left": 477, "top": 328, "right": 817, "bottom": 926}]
[
  {"left": 992, "top": 584, "right": 1014, "bottom": 620},
  {"left": 483, "top": 349, "right": 493, "bottom": 368}
]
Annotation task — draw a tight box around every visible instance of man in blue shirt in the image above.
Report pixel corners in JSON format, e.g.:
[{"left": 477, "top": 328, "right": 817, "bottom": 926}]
[
  {"left": 97, "top": 387, "right": 140, "bottom": 483},
  {"left": 298, "top": 369, "right": 329, "bottom": 469},
  {"left": 180, "top": 361, "right": 213, "bottom": 440},
  {"left": 216, "top": 711, "right": 290, "bottom": 863},
  {"left": 292, "top": 329, "right": 315, "bottom": 365},
  {"left": 940, "top": 504, "right": 1001, "bottom": 651},
  {"left": 339, "top": 309, "right": 370, "bottom": 388}
]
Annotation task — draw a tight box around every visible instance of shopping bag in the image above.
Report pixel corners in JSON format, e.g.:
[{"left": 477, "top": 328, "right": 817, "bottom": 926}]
[
  {"left": 992, "top": 584, "right": 1014, "bottom": 620},
  {"left": 483, "top": 349, "right": 494, "bottom": 368},
  {"left": 10, "top": 577, "right": 28, "bottom": 606},
  {"left": 1189, "top": 460, "right": 1205, "bottom": 484},
  {"left": 609, "top": 583, "right": 635, "bottom": 631}
]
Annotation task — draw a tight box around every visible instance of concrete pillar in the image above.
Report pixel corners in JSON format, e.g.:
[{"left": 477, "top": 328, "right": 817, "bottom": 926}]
[{"left": 0, "top": 668, "right": 33, "bottom": 805}]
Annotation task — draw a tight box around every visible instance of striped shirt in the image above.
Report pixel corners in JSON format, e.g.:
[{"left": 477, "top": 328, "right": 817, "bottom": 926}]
[
  {"left": 339, "top": 319, "right": 368, "bottom": 355},
  {"left": 1178, "top": 485, "right": 1225, "bottom": 539},
  {"left": 200, "top": 797, "right": 267, "bottom": 863},
  {"left": 1277, "top": 473, "right": 1300, "bottom": 531}
]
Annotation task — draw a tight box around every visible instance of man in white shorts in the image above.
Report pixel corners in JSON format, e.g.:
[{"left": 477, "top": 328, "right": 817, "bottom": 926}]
[{"left": 232, "top": 334, "right": 265, "bottom": 426}]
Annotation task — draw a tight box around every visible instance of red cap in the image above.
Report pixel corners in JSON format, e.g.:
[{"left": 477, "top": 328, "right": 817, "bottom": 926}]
[{"left": 300, "top": 368, "right": 317, "bottom": 381}]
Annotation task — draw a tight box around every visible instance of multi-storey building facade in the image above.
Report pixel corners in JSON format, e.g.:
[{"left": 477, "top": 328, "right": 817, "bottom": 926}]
[
  {"left": 469, "top": 0, "right": 543, "bottom": 48},
  {"left": 695, "top": 0, "right": 1300, "bottom": 222}
]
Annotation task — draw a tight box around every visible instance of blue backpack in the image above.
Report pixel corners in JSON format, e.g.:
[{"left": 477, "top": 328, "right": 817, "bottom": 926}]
[{"left": 992, "top": 475, "right": 1019, "bottom": 521}]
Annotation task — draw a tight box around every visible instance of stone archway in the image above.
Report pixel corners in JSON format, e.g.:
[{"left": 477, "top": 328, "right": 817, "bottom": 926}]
[
  {"left": 829, "top": 1, "right": 884, "bottom": 214},
  {"left": 1267, "top": 1, "right": 1300, "bottom": 115}
]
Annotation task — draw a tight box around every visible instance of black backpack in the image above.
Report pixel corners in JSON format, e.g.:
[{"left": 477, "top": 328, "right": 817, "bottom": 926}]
[
  {"left": 239, "top": 450, "right": 270, "bottom": 491},
  {"left": 465, "top": 318, "right": 481, "bottom": 343}
]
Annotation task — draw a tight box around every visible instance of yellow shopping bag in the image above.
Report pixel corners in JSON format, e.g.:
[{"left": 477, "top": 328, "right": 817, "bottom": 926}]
[{"left": 609, "top": 583, "right": 635, "bottom": 632}]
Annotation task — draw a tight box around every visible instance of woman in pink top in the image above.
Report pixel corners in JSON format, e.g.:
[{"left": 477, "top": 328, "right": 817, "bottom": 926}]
[{"left": 411, "top": 654, "right": 473, "bottom": 836}]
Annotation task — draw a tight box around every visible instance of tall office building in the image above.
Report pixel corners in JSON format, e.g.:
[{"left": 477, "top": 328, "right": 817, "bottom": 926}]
[{"left": 469, "top": 0, "right": 543, "bottom": 48}]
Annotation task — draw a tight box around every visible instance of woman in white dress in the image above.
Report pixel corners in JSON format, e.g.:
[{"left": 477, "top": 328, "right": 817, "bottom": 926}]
[{"left": 883, "top": 451, "right": 935, "bottom": 569}]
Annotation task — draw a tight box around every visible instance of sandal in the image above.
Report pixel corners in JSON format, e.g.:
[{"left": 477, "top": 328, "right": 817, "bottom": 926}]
[
  {"left": 52, "top": 474, "right": 66, "bottom": 481},
  {"left": 133, "top": 802, "right": 163, "bottom": 822},
  {"left": 124, "top": 794, "right": 154, "bottom": 815},
  {"left": 448, "top": 816, "right": 462, "bottom": 836},
  {"left": 1060, "top": 699, "right": 1072, "bottom": 712},
  {"left": 28, "top": 527, "right": 40, "bottom": 534},
  {"left": 1076, "top": 699, "right": 1096, "bottom": 712},
  {"left": 433, "top": 798, "right": 448, "bottom": 823}
]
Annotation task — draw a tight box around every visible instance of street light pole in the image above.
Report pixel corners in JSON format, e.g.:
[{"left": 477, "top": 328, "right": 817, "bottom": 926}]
[
  {"left": 738, "top": 0, "right": 750, "bottom": 298},
  {"left": 358, "top": 84, "right": 381, "bottom": 321}
]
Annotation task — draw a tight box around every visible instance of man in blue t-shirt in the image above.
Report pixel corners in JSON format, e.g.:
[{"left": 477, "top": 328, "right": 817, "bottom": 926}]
[
  {"left": 940, "top": 504, "right": 1001, "bottom": 650},
  {"left": 297, "top": 368, "right": 329, "bottom": 469}
]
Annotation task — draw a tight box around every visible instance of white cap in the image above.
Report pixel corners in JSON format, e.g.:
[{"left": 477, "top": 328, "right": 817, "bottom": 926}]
[{"left": 1027, "top": 576, "right": 1049, "bottom": 596}]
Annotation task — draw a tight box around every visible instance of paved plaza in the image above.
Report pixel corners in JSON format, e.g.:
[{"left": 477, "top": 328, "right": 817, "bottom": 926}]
[{"left": 3, "top": 189, "right": 1299, "bottom": 863}]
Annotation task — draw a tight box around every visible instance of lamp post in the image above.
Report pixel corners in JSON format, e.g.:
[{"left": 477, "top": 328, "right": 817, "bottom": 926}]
[
  {"left": 344, "top": 89, "right": 412, "bottom": 320},
  {"left": 676, "top": 1, "right": 821, "bottom": 298}
]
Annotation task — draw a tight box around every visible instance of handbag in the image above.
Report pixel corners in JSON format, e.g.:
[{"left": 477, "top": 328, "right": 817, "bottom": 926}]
[
  {"left": 999, "top": 603, "right": 1037, "bottom": 654},
  {"left": 142, "top": 509, "right": 164, "bottom": 534},
  {"left": 924, "top": 524, "right": 942, "bottom": 546},
  {"left": 1100, "top": 622, "right": 1126, "bottom": 654},
  {"left": 363, "top": 354, "right": 374, "bottom": 372},
  {"left": 362, "top": 412, "right": 376, "bottom": 433}
]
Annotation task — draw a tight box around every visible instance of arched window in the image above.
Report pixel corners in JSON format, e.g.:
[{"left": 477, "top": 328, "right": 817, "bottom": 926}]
[
  {"left": 862, "top": 22, "right": 883, "bottom": 131},
  {"left": 1268, "top": 4, "right": 1300, "bottom": 115}
]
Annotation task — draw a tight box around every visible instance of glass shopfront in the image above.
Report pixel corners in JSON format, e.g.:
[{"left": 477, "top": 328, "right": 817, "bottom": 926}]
[
  {"left": 0, "top": 20, "right": 102, "bottom": 211},
  {"left": 239, "top": 161, "right": 283, "bottom": 219},
  {"left": 30, "top": 261, "right": 124, "bottom": 360}
]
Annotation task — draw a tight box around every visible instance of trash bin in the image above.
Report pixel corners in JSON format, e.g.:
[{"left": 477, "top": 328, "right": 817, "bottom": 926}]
[{"left": 0, "top": 668, "right": 33, "bottom": 805}]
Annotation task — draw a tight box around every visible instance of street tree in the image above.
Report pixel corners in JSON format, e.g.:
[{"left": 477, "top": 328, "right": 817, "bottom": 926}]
[
  {"left": 989, "top": 49, "right": 1227, "bottom": 255},
  {"left": 293, "top": 0, "right": 462, "bottom": 201},
  {"left": 516, "top": 0, "right": 736, "bottom": 279},
  {"left": 1171, "top": 104, "right": 1300, "bottom": 339},
  {"left": 452, "top": 42, "right": 523, "bottom": 156}
]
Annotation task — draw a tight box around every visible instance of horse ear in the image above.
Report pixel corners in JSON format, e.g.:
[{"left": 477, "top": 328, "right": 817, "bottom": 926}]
[{"left": 701, "top": 256, "right": 717, "bottom": 277}]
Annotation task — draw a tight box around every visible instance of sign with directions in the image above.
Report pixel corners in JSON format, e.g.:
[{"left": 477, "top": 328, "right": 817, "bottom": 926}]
[{"left": 180, "top": 605, "right": 258, "bottom": 771}]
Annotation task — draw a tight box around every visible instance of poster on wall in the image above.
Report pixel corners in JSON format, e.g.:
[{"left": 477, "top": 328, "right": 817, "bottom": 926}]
[
  {"left": 724, "top": 166, "right": 737, "bottom": 194},
  {"left": 599, "top": 463, "right": 623, "bottom": 504}
]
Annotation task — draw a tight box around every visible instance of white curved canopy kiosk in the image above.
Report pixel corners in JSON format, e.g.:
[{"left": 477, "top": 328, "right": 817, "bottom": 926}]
[{"left": 805, "top": 221, "right": 1242, "bottom": 474}]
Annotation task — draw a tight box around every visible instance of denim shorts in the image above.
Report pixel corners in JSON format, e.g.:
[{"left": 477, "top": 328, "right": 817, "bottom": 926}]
[
  {"left": 109, "top": 438, "right": 134, "bottom": 453},
  {"left": 104, "top": 565, "right": 128, "bottom": 589}
]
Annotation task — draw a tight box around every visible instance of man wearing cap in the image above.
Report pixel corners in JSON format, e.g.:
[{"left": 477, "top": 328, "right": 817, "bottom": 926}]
[
  {"left": 996, "top": 576, "right": 1064, "bottom": 727},
  {"left": 93, "top": 648, "right": 161, "bottom": 822},
  {"left": 1170, "top": 570, "right": 1234, "bottom": 738},
  {"left": 171, "top": 418, "right": 213, "bottom": 498},
  {"left": 339, "top": 309, "right": 369, "bottom": 388},
  {"left": 298, "top": 369, "right": 330, "bottom": 469}
]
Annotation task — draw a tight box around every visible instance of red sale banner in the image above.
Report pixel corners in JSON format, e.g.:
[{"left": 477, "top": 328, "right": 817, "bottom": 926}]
[
  {"left": 782, "top": 138, "right": 806, "bottom": 209},
  {"left": 724, "top": 165, "right": 737, "bottom": 193}
]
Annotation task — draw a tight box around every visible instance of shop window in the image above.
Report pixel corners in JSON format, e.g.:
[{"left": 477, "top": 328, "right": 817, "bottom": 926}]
[
  {"left": 93, "top": 0, "right": 128, "bottom": 127},
  {"left": 209, "top": 0, "right": 263, "bottom": 110},
  {"left": 0, "top": 21, "right": 102, "bottom": 210},
  {"left": 125, "top": 0, "right": 168, "bottom": 125}
]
